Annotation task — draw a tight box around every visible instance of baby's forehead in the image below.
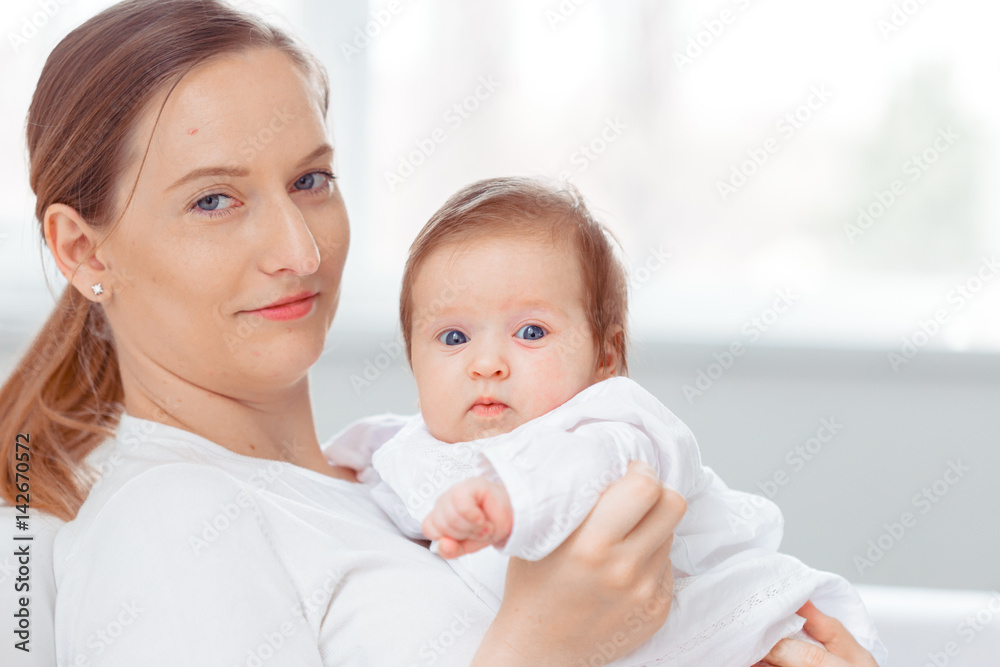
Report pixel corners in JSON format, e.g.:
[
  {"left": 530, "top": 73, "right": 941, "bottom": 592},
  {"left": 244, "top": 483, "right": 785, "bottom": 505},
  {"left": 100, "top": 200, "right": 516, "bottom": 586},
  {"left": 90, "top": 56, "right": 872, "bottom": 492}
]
[
  {"left": 428, "top": 226, "right": 576, "bottom": 265},
  {"left": 411, "top": 290, "right": 578, "bottom": 327}
]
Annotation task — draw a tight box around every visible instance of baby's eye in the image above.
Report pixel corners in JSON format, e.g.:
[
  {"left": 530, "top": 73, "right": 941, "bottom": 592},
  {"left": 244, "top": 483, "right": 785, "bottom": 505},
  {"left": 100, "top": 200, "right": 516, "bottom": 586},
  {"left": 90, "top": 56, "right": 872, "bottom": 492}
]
[
  {"left": 439, "top": 330, "right": 468, "bottom": 346},
  {"left": 515, "top": 325, "right": 546, "bottom": 341}
]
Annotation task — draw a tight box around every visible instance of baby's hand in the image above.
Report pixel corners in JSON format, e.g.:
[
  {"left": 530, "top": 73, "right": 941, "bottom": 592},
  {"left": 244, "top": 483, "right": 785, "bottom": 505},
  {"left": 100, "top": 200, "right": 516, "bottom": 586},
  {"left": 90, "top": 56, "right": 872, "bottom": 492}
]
[{"left": 421, "top": 477, "right": 513, "bottom": 559}]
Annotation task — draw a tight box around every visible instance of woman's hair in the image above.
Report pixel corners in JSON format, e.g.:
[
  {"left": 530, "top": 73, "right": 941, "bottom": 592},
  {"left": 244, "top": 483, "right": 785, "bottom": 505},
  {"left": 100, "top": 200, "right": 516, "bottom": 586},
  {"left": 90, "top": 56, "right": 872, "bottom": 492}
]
[
  {"left": 399, "top": 176, "right": 630, "bottom": 375},
  {"left": 0, "top": 0, "right": 329, "bottom": 520}
]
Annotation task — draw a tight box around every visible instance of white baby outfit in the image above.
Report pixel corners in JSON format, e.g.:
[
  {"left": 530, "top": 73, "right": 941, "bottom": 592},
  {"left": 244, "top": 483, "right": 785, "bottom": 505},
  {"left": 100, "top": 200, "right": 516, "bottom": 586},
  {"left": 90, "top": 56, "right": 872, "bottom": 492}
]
[{"left": 364, "top": 377, "right": 888, "bottom": 666}]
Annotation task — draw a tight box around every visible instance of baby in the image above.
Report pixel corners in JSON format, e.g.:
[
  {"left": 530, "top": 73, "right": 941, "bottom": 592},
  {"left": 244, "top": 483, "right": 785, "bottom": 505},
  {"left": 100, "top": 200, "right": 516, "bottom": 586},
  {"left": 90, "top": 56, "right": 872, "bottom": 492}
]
[{"left": 341, "top": 177, "right": 886, "bottom": 665}]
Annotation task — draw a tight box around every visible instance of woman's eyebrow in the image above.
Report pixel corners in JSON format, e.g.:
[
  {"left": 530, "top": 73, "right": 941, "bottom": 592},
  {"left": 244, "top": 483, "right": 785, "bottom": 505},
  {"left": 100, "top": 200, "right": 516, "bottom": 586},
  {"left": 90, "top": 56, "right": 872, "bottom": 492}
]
[
  {"left": 297, "top": 143, "right": 334, "bottom": 168},
  {"left": 166, "top": 144, "right": 335, "bottom": 192},
  {"left": 168, "top": 165, "right": 249, "bottom": 191}
]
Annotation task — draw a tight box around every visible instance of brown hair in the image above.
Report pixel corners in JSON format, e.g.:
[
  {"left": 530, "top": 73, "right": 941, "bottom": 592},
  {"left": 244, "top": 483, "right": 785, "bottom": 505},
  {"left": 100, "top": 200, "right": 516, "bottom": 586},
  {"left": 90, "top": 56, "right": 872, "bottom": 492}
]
[
  {"left": 400, "top": 176, "right": 629, "bottom": 375},
  {"left": 0, "top": 0, "right": 329, "bottom": 521}
]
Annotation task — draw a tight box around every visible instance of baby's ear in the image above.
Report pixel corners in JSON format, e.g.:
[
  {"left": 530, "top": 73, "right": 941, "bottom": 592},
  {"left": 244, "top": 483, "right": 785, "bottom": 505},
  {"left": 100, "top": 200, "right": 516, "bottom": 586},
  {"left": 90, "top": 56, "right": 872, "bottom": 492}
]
[{"left": 597, "top": 326, "right": 625, "bottom": 378}]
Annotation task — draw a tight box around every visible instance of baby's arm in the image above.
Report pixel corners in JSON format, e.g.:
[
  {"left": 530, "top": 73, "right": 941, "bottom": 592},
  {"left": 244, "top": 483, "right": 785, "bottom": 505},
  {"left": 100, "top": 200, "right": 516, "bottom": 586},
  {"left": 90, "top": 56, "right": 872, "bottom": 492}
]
[
  {"left": 481, "top": 421, "right": 664, "bottom": 561},
  {"left": 420, "top": 421, "right": 654, "bottom": 560},
  {"left": 421, "top": 476, "right": 514, "bottom": 558},
  {"left": 325, "top": 413, "right": 411, "bottom": 472},
  {"left": 483, "top": 416, "right": 784, "bottom": 573}
]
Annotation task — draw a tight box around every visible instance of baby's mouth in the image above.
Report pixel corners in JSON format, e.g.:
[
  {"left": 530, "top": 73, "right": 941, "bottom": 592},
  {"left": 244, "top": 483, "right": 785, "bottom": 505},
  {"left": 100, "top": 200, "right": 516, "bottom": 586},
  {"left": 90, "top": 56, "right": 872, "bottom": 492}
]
[{"left": 469, "top": 400, "right": 509, "bottom": 418}]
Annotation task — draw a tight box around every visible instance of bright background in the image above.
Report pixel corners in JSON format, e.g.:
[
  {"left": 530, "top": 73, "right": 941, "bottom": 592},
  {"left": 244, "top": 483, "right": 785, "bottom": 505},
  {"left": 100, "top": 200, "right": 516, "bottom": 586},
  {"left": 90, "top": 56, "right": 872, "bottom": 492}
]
[{"left": 1, "top": 0, "right": 998, "bottom": 599}]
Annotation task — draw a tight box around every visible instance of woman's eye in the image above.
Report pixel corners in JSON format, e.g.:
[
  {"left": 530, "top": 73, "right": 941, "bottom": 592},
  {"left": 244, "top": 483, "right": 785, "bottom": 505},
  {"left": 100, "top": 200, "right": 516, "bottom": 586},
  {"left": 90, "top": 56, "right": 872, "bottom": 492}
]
[
  {"left": 293, "top": 171, "right": 334, "bottom": 192},
  {"left": 195, "top": 193, "right": 236, "bottom": 212},
  {"left": 516, "top": 325, "right": 546, "bottom": 340},
  {"left": 438, "top": 330, "right": 468, "bottom": 346}
]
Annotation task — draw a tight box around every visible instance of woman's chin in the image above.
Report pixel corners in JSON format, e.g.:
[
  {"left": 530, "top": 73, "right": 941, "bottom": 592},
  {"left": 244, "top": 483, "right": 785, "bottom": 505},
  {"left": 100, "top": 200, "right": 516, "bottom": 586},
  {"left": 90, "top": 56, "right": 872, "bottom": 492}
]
[{"left": 225, "top": 330, "right": 328, "bottom": 381}]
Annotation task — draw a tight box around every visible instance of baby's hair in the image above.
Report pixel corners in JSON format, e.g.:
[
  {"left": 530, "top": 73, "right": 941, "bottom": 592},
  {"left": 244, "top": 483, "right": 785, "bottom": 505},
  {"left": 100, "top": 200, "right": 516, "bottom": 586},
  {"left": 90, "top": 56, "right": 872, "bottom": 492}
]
[{"left": 400, "top": 176, "right": 629, "bottom": 376}]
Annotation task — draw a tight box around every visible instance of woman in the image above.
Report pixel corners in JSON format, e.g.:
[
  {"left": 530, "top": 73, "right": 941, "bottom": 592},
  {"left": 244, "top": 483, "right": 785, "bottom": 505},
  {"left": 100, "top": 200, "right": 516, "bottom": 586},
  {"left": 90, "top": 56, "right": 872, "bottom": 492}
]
[{"left": 0, "top": 0, "right": 875, "bottom": 664}]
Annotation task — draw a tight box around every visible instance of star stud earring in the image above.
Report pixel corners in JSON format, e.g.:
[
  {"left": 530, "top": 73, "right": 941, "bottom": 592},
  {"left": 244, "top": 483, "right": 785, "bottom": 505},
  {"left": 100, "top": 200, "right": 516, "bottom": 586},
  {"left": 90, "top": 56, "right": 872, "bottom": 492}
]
[{"left": 91, "top": 283, "right": 104, "bottom": 296}]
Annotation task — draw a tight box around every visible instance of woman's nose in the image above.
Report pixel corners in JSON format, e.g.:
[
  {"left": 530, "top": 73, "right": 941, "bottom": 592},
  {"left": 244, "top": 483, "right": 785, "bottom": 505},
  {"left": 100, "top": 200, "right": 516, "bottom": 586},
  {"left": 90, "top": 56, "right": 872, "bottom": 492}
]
[{"left": 258, "top": 191, "right": 320, "bottom": 276}]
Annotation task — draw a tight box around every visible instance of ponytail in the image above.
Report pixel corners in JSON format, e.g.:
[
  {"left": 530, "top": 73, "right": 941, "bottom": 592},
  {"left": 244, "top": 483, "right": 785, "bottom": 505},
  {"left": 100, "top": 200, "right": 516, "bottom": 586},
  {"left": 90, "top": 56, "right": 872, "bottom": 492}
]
[{"left": 0, "top": 287, "right": 122, "bottom": 520}]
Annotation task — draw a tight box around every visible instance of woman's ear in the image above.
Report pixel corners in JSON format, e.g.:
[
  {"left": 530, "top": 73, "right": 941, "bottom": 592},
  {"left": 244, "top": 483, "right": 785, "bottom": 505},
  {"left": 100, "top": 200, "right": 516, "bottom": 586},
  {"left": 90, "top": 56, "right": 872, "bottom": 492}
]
[{"left": 43, "top": 203, "right": 111, "bottom": 301}]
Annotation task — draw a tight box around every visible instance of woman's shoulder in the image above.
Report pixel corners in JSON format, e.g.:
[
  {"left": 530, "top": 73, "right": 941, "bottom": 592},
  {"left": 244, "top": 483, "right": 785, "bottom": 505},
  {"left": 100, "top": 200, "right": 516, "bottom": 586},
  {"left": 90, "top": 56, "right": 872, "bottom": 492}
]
[
  {"left": 68, "top": 416, "right": 264, "bottom": 529},
  {"left": 51, "top": 456, "right": 331, "bottom": 665},
  {"left": 54, "top": 456, "right": 262, "bottom": 570},
  {"left": 54, "top": 416, "right": 284, "bottom": 576},
  {"left": 53, "top": 412, "right": 421, "bottom": 574}
]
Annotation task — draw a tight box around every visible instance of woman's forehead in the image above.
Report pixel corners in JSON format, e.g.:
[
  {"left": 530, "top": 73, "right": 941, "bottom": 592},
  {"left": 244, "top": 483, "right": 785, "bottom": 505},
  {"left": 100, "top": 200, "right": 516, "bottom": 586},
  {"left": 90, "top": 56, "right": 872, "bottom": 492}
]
[{"left": 137, "top": 48, "right": 326, "bottom": 177}]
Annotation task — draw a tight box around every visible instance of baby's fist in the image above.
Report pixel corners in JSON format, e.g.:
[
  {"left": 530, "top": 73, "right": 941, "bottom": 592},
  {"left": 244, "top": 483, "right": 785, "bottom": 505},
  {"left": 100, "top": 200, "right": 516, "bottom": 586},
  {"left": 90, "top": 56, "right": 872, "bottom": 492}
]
[{"left": 421, "top": 477, "right": 513, "bottom": 559}]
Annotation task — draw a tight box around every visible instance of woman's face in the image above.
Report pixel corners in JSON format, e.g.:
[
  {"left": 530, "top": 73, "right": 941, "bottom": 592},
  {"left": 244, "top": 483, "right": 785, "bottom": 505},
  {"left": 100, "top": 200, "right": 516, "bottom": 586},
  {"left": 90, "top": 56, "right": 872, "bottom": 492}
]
[{"left": 101, "top": 48, "right": 348, "bottom": 399}]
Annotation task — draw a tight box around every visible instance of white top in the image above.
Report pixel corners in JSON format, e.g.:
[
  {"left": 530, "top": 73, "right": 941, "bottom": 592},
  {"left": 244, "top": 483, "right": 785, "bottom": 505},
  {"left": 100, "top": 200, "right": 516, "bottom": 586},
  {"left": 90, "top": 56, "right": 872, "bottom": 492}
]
[
  {"left": 52, "top": 414, "right": 496, "bottom": 667},
  {"left": 369, "top": 378, "right": 888, "bottom": 666}
]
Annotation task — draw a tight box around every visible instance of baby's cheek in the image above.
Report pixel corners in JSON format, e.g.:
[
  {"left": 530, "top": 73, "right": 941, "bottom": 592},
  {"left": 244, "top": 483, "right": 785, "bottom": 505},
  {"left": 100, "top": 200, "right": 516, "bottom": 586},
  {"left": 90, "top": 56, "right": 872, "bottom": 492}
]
[
  {"left": 524, "top": 378, "right": 578, "bottom": 420},
  {"left": 527, "top": 357, "right": 597, "bottom": 417},
  {"left": 419, "top": 388, "right": 454, "bottom": 440},
  {"left": 424, "top": 410, "right": 460, "bottom": 444}
]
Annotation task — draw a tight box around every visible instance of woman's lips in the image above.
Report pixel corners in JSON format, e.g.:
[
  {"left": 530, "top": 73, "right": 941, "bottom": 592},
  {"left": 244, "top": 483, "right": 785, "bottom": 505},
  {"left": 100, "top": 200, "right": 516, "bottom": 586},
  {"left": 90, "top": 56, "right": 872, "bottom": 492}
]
[
  {"left": 470, "top": 402, "right": 509, "bottom": 418},
  {"left": 248, "top": 292, "right": 318, "bottom": 321}
]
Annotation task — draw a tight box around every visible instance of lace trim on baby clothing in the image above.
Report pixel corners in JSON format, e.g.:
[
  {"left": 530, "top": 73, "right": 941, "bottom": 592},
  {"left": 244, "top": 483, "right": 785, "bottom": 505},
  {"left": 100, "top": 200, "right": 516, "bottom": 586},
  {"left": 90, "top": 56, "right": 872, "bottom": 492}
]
[
  {"left": 408, "top": 433, "right": 485, "bottom": 478},
  {"left": 672, "top": 574, "right": 696, "bottom": 595},
  {"left": 623, "top": 567, "right": 814, "bottom": 666}
]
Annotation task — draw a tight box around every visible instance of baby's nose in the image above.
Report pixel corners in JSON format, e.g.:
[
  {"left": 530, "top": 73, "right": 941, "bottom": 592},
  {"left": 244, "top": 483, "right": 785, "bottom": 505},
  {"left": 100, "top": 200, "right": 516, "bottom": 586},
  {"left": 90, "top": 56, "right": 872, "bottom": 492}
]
[{"left": 468, "top": 348, "right": 509, "bottom": 379}]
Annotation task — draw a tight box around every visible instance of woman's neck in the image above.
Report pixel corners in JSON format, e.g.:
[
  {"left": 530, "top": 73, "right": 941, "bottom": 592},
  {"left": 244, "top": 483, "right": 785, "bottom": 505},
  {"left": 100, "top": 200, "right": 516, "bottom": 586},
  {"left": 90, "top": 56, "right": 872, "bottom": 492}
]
[{"left": 118, "top": 359, "right": 357, "bottom": 482}]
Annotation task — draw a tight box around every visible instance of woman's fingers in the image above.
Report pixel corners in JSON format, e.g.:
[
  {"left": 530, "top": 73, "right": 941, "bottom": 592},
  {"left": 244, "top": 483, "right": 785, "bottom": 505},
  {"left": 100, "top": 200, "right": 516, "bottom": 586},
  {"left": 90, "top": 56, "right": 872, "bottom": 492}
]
[
  {"left": 763, "top": 638, "right": 852, "bottom": 667},
  {"left": 627, "top": 484, "right": 686, "bottom": 557},
  {"left": 797, "top": 602, "right": 879, "bottom": 667},
  {"left": 636, "top": 534, "right": 676, "bottom": 621},
  {"left": 642, "top": 531, "right": 675, "bottom": 582},
  {"left": 577, "top": 461, "right": 677, "bottom": 547},
  {"left": 762, "top": 603, "right": 877, "bottom": 667},
  {"left": 485, "top": 463, "right": 686, "bottom": 664}
]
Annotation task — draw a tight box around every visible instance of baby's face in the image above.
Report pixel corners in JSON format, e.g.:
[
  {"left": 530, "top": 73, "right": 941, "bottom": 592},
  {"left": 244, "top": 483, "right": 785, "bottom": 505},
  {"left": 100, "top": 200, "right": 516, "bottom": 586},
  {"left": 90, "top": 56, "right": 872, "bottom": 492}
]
[{"left": 409, "top": 234, "right": 610, "bottom": 444}]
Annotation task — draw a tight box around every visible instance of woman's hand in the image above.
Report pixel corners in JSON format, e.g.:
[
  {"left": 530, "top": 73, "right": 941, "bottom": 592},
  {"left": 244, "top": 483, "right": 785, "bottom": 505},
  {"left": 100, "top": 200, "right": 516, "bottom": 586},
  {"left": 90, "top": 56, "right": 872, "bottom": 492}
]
[
  {"left": 471, "top": 461, "right": 687, "bottom": 666},
  {"left": 758, "top": 602, "right": 878, "bottom": 667}
]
